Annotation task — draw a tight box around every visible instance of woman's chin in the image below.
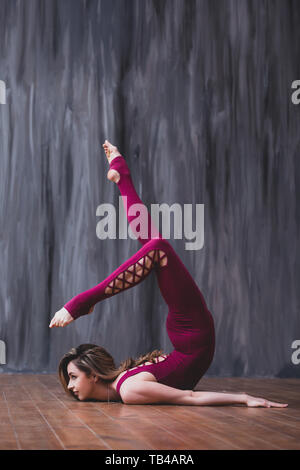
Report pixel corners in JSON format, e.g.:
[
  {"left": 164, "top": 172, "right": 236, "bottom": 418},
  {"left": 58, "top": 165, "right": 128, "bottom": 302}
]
[{"left": 73, "top": 392, "right": 82, "bottom": 401}]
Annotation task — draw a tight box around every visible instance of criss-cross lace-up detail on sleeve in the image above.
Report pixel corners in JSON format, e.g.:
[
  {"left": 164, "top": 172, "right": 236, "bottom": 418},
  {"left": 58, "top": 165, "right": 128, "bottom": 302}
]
[{"left": 104, "top": 249, "right": 168, "bottom": 296}]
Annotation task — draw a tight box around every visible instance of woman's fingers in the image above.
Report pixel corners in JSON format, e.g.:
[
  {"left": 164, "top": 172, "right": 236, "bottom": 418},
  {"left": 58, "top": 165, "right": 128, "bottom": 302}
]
[
  {"left": 49, "top": 316, "right": 56, "bottom": 328},
  {"left": 262, "top": 399, "right": 288, "bottom": 407},
  {"left": 267, "top": 401, "right": 288, "bottom": 407},
  {"left": 246, "top": 395, "right": 288, "bottom": 407},
  {"left": 49, "top": 307, "right": 74, "bottom": 328},
  {"left": 49, "top": 314, "right": 61, "bottom": 328}
]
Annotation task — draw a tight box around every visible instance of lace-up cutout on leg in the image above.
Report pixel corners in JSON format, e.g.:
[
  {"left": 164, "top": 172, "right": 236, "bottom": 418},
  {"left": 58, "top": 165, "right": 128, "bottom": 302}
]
[{"left": 105, "top": 249, "right": 168, "bottom": 296}]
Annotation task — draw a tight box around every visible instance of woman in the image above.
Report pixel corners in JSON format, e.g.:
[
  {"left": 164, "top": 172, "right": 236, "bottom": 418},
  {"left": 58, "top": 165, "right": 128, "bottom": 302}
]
[{"left": 49, "top": 140, "right": 288, "bottom": 409}]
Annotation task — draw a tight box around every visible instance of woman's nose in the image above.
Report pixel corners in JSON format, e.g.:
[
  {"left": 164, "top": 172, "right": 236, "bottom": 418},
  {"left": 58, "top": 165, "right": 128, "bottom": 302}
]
[{"left": 68, "top": 382, "right": 73, "bottom": 390}]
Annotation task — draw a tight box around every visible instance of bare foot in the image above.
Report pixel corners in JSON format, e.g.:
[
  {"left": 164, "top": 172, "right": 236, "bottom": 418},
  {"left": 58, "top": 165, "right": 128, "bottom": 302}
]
[
  {"left": 102, "top": 140, "right": 121, "bottom": 184},
  {"left": 102, "top": 140, "right": 121, "bottom": 163}
]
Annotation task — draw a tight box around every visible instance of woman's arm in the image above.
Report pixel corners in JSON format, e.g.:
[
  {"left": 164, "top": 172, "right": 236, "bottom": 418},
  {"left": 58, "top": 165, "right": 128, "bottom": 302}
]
[
  {"left": 121, "top": 381, "right": 192, "bottom": 405},
  {"left": 122, "top": 382, "right": 288, "bottom": 407},
  {"left": 123, "top": 383, "right": 246, "bottom": 406},
  {"left": 193, "top": 390, "right": 247, "bottom": 406}
]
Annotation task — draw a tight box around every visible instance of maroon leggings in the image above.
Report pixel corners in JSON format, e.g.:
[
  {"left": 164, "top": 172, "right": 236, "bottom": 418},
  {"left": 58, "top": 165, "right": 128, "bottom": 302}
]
[{"left": 64, "top": 155, "right": 215, "bottom": 390}]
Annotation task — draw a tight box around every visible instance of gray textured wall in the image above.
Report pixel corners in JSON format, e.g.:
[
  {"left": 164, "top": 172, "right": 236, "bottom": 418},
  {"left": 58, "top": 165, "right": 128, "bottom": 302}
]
[{"left": 0, "top": 0, "right": 299, "bottom": 377}]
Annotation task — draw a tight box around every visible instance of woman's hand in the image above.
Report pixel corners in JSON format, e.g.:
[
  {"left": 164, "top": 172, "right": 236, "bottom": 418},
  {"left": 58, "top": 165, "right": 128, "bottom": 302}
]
[
  {"left": 245, "top": 394, "right": 288, "bottom": 408},
  {"left": 49, "top": 305, "right": 95, "bottom": 328},
  {"left": 49, "top": 307, "right": 75, "bottom": 328}
]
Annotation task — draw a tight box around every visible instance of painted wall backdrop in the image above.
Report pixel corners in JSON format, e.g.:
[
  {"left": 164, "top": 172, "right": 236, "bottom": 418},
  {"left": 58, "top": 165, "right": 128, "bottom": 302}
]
[{"left": 0, "top": 0, "right": 299, "bottom": 378}]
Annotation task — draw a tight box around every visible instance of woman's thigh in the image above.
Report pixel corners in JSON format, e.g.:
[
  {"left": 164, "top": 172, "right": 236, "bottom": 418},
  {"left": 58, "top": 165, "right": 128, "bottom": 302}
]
[{"left": 151, "top": 239, "right": 209, "bottom": 314}]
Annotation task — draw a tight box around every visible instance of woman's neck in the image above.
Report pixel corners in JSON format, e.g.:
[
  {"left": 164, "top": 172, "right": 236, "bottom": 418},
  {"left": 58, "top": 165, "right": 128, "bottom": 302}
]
[{"left": 91, "top": 380, "right": 120, "bottom": 402}]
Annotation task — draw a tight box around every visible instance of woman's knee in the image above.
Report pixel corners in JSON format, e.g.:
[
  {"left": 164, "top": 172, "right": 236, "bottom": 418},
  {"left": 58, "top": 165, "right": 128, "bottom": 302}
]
[
  {"left": 145, "top": 237, "right": 171, "bottom": 251},
  {"left": 145, "top": 238, "right": 171, "bottom": 267}
]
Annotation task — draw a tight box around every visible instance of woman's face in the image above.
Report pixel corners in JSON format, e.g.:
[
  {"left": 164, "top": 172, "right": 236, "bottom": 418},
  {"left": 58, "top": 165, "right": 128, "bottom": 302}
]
[{"left": 67, "top": 361, "right": 95, "bottom": 401}]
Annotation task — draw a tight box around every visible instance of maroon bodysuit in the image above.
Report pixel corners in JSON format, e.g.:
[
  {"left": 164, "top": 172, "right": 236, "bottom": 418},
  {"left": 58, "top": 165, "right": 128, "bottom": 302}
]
[{"left": 64, "top": 155, "right": 215, "bottom": 397}]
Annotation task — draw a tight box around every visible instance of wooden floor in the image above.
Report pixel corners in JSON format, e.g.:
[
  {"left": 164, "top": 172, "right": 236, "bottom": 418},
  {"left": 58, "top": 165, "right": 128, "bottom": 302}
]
[{"left": 0, "top": 374, "right": 299, "bottom": 450}]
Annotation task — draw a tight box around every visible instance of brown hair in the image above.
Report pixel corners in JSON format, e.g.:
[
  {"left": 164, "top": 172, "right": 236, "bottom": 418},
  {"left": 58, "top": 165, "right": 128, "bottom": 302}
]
[{"left": 58, "top": 343, "right": 166, "bottom": 400}]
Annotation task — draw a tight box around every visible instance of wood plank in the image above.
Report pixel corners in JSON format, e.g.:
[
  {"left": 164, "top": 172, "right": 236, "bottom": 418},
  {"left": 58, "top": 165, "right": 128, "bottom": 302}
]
[
  {"left": 0, "top": 430, "right": 20, "bottom": 450},
  {"left": 50, "top": 425, "right": 109, "bottom": 450},
  {"left": 72, "top": 409, "right": 155, "bottom": 450},
  {"left": 73, "top": 407, "right": 197, "bottom": 450},
  {"left": 3, "top": 388, "right": 64, "bottom": 450},
  {"left": 94, "top": 402, "right": 238, "bottom": 450},
  {"left": 151, "top": 404, "right": 280, "bottom": 450},
  {"left": 13, "top": 424, "right": 64, "bottom": 450},
  {"left": 0, "top": 395, "right": 20, "bottom": 450},
  {"left": 220, "top": 406, "right": 300, "bottom": 440},
  {"left": 207, "top": 405, "right": 300, "bottom": 449},
  {"left": 0, "top": 375, "right": 299, "bottom": 450}
]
